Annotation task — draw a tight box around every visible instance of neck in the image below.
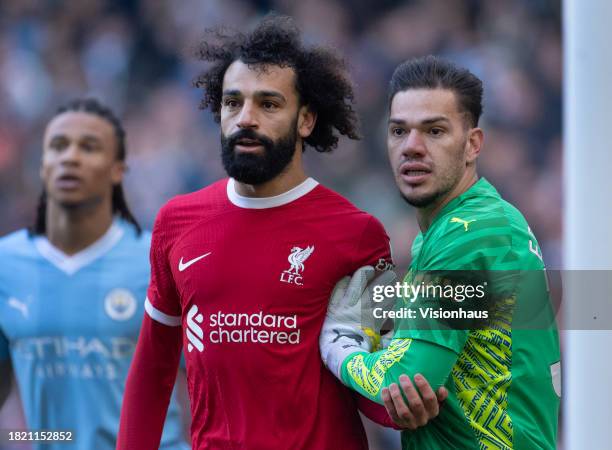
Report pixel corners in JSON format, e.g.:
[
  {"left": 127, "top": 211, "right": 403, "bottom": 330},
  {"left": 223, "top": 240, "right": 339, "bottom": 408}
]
[
  {"left": 45, "top": 199, "right": 115, "bottom": 255},
  {"left": 417, "top": 171, "right": 479, "bottom": 232},
  {"left": 233, "top": 147, "right": 307, "bottom": 198}
]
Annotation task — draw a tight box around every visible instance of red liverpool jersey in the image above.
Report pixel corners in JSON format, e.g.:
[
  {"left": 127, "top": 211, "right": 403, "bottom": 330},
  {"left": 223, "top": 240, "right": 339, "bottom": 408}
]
[{"left": 145, "top": 177, "right": 392, "bottom": 450}]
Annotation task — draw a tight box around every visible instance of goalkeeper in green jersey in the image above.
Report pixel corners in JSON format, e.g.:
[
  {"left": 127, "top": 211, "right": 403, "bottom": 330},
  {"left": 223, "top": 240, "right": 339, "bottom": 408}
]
[{"left": 319, "top": 56, "right": 561, "bottom": 449}]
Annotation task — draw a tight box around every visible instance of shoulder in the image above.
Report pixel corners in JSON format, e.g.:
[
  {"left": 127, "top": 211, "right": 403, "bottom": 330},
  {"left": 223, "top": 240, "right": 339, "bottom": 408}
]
[
  {"left": 150, "top": 179, "right": 228, "bottom": 253},
  {"left": 306, "top": 184, "right": 391, "bottom": 269},
  {"left": 106, "top": 222, "right": 152, "bottom": 279},
  {"left": 437, "top": 196, "right": 514, "bottom": 241},
  {"left": 154, "top": 179, "right": 228, "bottom": 228},
  {"left": 307, "top": 184, "right": 386, "bottom": 234},
  {"left": 0, "top": 230, "right": 37, "bottom": 285},
  {"left": 117, "top": 220, "right": 152, "bottom": 251},
  {"left": 162, "top": 179, "right": 227, "bottom": 215},
  {"left": 0, "top": 229, "right": 34, "bottom": 257},
  {"left": 424, "top": 187, "right": 540, "bottom": 270}
]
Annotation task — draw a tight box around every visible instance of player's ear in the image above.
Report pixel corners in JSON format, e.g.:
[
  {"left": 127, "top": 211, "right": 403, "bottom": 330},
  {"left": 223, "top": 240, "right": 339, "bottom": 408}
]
[
  {"left": 465, "top": 127, "right": 483, "bottom": 164},
  {"left": 111, "top": 160, "right": 126, "bottom": 185},
  {"left": 297, "top": 105, "right": 317, "bottom": 139}
]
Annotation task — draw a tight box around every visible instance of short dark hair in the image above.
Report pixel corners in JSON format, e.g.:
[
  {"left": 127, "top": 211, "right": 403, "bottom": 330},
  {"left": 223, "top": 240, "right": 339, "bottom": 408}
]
[
  {"left": 193, "top": 14, "right": 360, "bottom": 152},
  {"left": 389, "top": 55, "right": 483, "bottom": 127},
  {"left": 30, "top": 98, "right": 141, "bottom": 235}
]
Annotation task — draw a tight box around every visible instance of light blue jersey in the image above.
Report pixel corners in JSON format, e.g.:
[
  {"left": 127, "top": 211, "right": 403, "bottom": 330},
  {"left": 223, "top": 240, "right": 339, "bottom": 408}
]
[{"left": 0, "top": 219, "right": 189, "bottom": 450}]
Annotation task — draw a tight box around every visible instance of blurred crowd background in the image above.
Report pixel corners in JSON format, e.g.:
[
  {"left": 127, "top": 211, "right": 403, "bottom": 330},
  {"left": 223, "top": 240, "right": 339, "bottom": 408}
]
[{"left": 0, "top": 0, "right": 562, "bottom": 448}]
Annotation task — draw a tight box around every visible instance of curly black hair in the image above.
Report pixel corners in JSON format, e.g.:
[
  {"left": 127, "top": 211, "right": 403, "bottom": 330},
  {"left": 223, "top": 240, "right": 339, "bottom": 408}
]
[
  {"left": 30, "top": 97, "right": 141, "bottom": 236},
  {"left": 193, "top": 14, "right": 360, "bottom": 153}
]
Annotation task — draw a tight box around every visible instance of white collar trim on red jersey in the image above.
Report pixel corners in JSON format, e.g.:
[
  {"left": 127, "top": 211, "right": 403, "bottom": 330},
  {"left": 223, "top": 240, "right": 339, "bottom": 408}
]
[
  {"left": 227, "top": 177, "right": 319, "bottom": 209},
  {"left": 34, "top": 220, "right": 124, "bottom": 275}
]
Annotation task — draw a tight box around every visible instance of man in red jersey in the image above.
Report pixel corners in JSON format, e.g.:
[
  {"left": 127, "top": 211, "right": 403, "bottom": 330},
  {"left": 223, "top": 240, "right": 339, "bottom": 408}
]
[{"left": 118, "top": 16, "right": 445, "bottom": 450}]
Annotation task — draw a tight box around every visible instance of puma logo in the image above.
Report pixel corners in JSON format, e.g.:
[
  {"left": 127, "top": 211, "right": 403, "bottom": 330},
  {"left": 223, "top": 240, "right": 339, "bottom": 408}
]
[
  {"left": 450, "top": 217, "right": 476, "bottom": 231},
  {"left": 332, "top": 329, "right": 364, "bottom": 346},
  {"left": 8, "top": 297, "right": 28, "bottom": 318}
]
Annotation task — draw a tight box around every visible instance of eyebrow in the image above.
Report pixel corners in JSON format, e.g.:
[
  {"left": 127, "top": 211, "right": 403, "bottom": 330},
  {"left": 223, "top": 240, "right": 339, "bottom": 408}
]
[
  {"left": 222, "top": 89, "right": 241, "bottom": 97},
  {"left": 80, "top": 134, "right": 103, "bottom": 143},
  {"left": 222, "top": 89, "right": 287, "bottom": 102},
  {"left": 388, "top": 116, "right": 450, "bottom": 126},
  {"left": 48, "top": 133, "right": 102, "bottom": 143},
  {"left": 48, "top": 134, "right": 69, "bottom": 141}
]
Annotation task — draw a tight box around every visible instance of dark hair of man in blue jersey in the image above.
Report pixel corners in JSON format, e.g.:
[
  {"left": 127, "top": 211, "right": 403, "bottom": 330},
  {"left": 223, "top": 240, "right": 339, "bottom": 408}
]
[
  {"left": 388, "top": 55, "right": 484, "bottom": 128},
  {"left": 30, "top": 98, "right": 141, "bottom": 235}
]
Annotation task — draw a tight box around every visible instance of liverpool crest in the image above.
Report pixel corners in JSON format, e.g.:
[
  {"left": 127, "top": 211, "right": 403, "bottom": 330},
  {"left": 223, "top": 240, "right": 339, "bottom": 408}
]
[{"left": 280, "top": 245, "right": 315, "bottom": 286}]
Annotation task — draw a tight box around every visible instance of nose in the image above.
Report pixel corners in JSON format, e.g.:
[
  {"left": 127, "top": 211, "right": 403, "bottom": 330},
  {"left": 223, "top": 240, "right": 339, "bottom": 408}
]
[
  {"left": 401, "top": 129, "right": 427, "bottom": 158},
  {"left": 236, "top": 101, "right": 258, "bottom": 130},
  {"left": 60, "top": 143, "right": 81, "bottom": 166}
]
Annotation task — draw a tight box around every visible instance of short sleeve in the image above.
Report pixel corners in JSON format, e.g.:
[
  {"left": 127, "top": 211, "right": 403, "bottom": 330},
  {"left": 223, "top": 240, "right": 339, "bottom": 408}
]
[
  {"left": 145, "top": 206, "right": 182, "bottom": 327},
  {"left": 351, "top": 216, "right": 393, "bottom": 271}
]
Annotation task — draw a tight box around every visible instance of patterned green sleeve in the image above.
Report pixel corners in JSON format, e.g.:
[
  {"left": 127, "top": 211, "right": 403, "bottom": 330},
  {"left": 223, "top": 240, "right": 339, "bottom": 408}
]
[{"left": 340, "top": 338, "right": 458, "bottom": 404}]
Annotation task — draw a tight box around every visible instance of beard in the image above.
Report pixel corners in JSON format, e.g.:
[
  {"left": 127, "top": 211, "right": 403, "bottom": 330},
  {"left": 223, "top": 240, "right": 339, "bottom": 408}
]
[
  {"left": 220, "top": 120, "right": 298, "bottom": 185},
  {"left": 400, "top": 137, "right": 468, "bottom": 208},
  {"left": 401, "top": 187, "right": 451, "bottom": 208}
]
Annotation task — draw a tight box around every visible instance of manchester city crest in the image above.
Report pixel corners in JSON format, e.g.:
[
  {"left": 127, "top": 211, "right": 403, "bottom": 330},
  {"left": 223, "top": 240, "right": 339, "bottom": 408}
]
[{"left": 104, "top": 288, "right": 137, "bottom": 321}]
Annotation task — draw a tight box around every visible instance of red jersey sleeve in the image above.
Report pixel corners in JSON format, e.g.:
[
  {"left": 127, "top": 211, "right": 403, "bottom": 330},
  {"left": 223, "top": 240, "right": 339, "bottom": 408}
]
[
  {"left": 349, "top": 217, "right": 398, "bottom": 429},
  {"left": 145, "top": 205, "right": 182, "bottom": 325},
  {"left": 117, "top": 315, "right": 183, "bottom": 449},
  {"left": 118, "top": 205, "right": 184, "bottom": 450},
  {"left": 351, "top": 216, "right": 393, "bottom": 271}
]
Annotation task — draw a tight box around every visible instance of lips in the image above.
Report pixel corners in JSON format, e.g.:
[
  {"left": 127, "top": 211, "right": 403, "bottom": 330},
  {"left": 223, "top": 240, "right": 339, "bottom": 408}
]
[
  {"left": 399, "top": 162, "right": 432, "bottom": 184},
  {"left": 55, "top": 174, "right": 83, "bottom": 189},
  {"left": 236, "top": 138, "right": 262, "bottom": 146},
  {"left": 234, "top": 138, "right": 264, "bottom": 153}
]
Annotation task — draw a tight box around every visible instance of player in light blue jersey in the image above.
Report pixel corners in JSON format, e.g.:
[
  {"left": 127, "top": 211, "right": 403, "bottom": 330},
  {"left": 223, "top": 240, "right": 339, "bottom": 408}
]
[{"left": 0, "top": 98, "right": 189, "bottom": 450}]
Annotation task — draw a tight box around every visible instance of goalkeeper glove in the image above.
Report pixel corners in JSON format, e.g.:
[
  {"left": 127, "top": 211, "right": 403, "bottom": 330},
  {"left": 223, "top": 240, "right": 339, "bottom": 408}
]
[{"left": 319, "top": 265, "right": 396, "bottom": 380}]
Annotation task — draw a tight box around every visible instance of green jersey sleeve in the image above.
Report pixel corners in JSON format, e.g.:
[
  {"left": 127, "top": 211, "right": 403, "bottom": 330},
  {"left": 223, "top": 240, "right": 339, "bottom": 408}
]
[{"left": 340, "top": 338, "right": 459, "bottom": 404}]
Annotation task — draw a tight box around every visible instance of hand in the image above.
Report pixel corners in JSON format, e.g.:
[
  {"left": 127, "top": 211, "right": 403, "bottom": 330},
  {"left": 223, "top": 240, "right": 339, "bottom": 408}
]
[{"left": 381, "top": 374, "right": 448, "bottom": 430}]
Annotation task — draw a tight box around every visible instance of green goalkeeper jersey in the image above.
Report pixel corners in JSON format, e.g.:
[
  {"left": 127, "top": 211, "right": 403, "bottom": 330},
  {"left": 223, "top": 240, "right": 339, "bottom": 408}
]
[{"left": 341, "top": 178, "right": 560, "bottom": 449}]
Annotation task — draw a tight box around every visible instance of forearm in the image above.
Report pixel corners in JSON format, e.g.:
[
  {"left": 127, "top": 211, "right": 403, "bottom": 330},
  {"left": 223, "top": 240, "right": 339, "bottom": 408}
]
[
  {"left": 117, "top": 314, "right": 183, "bottom": 450},
  {"left": 339, "top": 338, "right": 458, "bottom": 404}
]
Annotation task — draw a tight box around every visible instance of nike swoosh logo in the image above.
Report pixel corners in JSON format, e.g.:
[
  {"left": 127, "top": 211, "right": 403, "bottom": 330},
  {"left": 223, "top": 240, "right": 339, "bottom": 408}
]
[{"left": 178, "top": 252, "right": 212, "bottom": 272}]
